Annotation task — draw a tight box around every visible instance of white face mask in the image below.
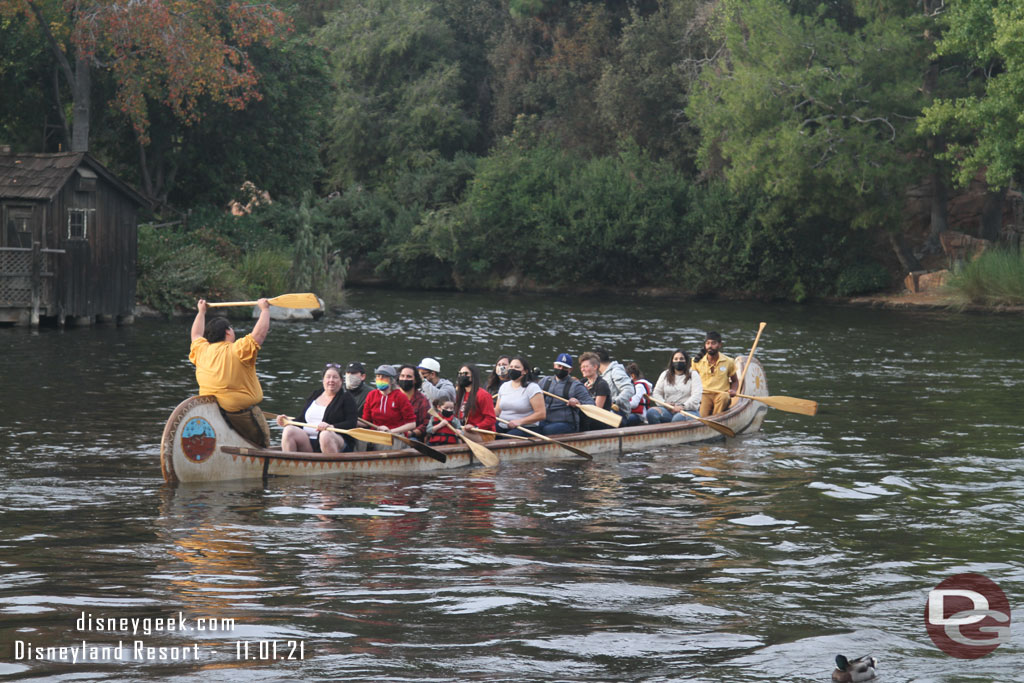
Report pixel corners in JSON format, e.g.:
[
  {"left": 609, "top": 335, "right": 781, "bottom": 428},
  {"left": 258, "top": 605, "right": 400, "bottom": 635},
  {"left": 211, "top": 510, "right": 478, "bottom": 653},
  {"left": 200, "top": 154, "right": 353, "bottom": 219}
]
[{"left": 345, "top": 374, "right": 363, "bottom": 390}]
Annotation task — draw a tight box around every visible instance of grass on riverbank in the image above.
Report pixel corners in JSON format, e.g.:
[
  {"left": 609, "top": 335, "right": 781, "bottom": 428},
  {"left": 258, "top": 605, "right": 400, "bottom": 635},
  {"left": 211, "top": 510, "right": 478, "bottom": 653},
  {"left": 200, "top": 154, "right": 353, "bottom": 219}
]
[
  {"left": 945, "top": 248, "right": 1024, "bottom": 307},
  {"left": 136, "top": 205, "right": 347, "bottom": 315}
]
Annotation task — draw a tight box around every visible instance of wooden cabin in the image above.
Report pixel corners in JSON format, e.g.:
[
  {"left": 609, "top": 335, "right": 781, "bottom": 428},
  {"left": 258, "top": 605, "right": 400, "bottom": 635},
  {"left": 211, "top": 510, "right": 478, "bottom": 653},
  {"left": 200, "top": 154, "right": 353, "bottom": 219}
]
[{"left": 0, "top": 151, "right": 148, "bottom": 325}]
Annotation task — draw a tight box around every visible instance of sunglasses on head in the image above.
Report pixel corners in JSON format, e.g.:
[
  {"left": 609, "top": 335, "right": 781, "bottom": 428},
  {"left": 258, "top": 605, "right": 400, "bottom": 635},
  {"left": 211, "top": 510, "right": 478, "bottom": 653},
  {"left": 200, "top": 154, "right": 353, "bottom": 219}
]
[{"left": 325, "top": 363, "right": 342, "bottom": 369}]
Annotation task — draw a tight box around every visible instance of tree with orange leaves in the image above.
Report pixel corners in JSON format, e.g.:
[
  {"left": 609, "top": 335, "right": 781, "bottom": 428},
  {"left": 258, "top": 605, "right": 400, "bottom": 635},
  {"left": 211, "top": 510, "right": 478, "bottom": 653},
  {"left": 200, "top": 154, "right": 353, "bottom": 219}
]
[{"left": 0, "top": 0, "right": 290, "bottom": 155}]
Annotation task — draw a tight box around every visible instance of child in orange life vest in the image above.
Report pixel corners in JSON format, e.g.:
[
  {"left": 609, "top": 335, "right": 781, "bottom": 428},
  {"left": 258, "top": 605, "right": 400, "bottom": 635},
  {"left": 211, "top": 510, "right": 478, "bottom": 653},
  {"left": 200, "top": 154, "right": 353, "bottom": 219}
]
[{"left": 426, "top": 398, "right": 462, "bottom": 446}]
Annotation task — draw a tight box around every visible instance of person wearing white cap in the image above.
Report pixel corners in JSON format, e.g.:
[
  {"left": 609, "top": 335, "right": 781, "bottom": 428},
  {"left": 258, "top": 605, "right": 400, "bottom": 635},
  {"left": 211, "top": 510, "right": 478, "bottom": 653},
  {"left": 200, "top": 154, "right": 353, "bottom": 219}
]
[
  {"left": 537, "top": 352, "right": 594, "bottom": 435},
  {"left": 417, "top": 357, "right": 456, "bottom": 404}
]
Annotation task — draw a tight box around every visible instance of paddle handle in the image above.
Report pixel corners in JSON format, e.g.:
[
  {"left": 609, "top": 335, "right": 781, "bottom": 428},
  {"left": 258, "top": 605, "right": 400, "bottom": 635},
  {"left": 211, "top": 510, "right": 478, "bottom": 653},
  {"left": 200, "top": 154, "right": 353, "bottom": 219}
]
[
  {"left": 471, "top": 427, "right": 530, "bottom": 441},
  {"left": 207, "top": 300, "right": 259, "bottom": 308},
  {"left": 541, "top": 389, "right": 570, "bottom": 404},
  {"left": 737, "top": 322, "right": 766, "bottom": 394},
  {"left": 278, "top": 416, "right": 351, "bottom": 437}
]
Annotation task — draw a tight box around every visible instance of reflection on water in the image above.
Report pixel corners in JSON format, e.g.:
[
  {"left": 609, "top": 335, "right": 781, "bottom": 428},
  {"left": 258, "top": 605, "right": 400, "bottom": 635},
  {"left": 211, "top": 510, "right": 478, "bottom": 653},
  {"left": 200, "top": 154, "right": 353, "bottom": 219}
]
[{"left": 1, "top": 289, "right": 1023, "bottom": 681}]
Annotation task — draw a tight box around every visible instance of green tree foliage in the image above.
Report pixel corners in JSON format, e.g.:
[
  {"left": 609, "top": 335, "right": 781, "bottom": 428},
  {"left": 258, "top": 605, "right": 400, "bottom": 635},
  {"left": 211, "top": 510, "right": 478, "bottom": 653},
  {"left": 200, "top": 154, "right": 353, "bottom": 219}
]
[
  {"left": 688, "top": 0, "right": 928, "bottom": 233},
  {"left": 596, "top": 0, "right": 713, "bottom": 169},
  {"left": 919, "top": 0, "right": 1024, "bottom": 189},
  {"left": 318, "top": 0, "right": 493, "bottom": 187},
  {"left": 0, "top": 13, "right": 52, "bottom": 149}
]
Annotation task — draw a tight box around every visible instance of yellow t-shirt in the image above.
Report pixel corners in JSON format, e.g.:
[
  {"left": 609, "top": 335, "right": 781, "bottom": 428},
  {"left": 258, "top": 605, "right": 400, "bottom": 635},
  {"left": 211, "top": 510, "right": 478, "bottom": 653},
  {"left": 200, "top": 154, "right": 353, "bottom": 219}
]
[
  {"left": 691, "top": 353, "right": 736, "bottom": 394},
  {"left": 189, "top": 335, "right": 263, "bottom": 412}
]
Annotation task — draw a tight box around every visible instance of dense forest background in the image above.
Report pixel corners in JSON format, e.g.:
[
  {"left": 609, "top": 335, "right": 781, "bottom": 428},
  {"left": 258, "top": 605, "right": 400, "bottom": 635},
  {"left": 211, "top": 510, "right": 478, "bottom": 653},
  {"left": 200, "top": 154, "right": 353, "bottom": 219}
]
[{"left": 3, "top": 0, "right": 1022, "bottom": 307}]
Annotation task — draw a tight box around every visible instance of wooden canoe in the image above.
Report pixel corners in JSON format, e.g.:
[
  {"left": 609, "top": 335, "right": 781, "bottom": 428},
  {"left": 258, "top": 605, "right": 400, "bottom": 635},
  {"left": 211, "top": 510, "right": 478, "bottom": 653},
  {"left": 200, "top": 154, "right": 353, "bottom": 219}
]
[{"left": 161, "top": 358, "right": 770, "bottom": 484}]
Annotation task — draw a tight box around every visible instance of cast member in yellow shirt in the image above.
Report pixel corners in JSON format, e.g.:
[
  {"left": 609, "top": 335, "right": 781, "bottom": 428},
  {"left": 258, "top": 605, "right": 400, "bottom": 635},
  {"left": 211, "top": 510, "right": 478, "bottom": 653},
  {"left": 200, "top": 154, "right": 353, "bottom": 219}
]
[
  {"left": 189, "top": 298, "right": 272, "bottom": 446},
  {"left": 691, "top": 330, "right": 738, "bottom": 417}
]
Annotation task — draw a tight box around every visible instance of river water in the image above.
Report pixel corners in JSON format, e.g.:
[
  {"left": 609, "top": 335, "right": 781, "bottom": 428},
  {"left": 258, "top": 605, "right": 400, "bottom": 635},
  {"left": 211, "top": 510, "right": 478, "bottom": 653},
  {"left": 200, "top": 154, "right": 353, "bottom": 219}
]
[{"left": 1, "top": 289, "right": 1022, "bottom": 682}]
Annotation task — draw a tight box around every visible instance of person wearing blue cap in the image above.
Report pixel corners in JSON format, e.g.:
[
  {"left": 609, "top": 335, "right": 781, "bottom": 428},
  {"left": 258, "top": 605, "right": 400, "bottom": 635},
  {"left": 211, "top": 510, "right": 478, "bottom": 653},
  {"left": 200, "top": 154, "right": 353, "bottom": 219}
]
[{"left": 536, "top": 352, "right": 594, "bottom": 435}]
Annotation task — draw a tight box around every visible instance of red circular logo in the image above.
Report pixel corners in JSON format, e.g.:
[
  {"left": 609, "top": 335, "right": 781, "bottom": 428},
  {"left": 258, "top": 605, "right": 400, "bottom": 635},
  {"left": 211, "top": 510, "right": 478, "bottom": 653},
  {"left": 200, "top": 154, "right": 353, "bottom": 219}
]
[{"left": 925, "top": 573, "right": 1010, "bottom": 659}]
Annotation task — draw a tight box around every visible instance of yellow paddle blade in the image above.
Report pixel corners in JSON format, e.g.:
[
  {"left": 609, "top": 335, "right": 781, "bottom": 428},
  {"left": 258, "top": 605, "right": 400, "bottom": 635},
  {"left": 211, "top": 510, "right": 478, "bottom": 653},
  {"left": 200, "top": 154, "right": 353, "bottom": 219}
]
[
  {"left": 344, "top": 427, "right": 395, "bottom": 445},
  {"left": 459, "top": 433, "right": 500, "bottom": 467},
  {"left": 752, "top": 394, "right": 818, "bottom": 416},
  {"left": 267, "top": 292, "right": 321, "bottom": 309},
  {"left": 579, "top": 403, "right": 623, "bottom": 427}
]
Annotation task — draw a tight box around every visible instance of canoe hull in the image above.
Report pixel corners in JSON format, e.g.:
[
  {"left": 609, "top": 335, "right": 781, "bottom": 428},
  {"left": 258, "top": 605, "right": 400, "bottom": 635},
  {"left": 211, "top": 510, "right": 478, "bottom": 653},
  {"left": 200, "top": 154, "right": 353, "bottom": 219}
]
[{"left": 161, "top": 358, "right": 770, "bottom": 484}]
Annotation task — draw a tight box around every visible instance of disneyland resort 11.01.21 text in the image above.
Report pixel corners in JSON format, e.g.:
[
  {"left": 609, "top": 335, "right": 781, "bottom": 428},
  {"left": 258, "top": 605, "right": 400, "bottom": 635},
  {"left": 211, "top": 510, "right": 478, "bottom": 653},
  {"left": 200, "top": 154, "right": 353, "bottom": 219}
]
[{"left": 11, "top": 611, "right": 307, "bottom": 663}]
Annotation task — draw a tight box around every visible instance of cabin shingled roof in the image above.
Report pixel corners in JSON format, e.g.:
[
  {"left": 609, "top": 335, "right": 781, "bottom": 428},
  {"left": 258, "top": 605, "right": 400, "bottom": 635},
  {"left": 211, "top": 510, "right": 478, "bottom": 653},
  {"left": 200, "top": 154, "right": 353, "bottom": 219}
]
[{"left": 0, "top": 152, "right": 149, "bottom": 207}]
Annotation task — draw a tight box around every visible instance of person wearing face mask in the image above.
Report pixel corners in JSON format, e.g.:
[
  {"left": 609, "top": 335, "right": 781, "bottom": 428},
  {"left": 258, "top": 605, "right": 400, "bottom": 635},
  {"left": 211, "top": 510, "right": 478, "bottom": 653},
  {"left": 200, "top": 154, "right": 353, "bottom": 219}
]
[
  {"left": 536, "top": 352, "right": 593, "bottom": 435},
  {"left": 361, "top": 365, "right": 416, "bottom": 441},
  {"left": 453, "top": 363, "right": 496, "bottom": 442},
  {"left": 343, "top": 362, "right": 373, "bottom": 415},
  {"left": 425, "top": 398, "right": 462, "bottom": 446},
  {"left": 275, "top": 363, "right": 358, "bottom": 452},
  {"left": 485, "top": 355, "right": 511, "bottom": 397},
  {"left": 398, "top": 364, "right": 430, "bottom": 440},
  {"left": 417, "top": 357, "right": 457, "bottom": 404},
  {"left": 646, "top": 350, "right": 702, "bottom": 424},
  {"left": 691, "top": 331, "right": 737, "bottom": 416},
  {"left": 495, "top": 356, "right": 546, "bottom": 436}
]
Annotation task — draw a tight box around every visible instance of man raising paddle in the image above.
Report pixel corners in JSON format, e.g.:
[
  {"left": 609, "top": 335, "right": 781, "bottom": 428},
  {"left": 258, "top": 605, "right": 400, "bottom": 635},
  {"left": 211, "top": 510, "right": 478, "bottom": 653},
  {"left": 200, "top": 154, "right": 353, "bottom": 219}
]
[
  {"left": 692, "top": 330, "right": 738, "bottom": 417},
  {"left": 189, "top": 298, "right": 272, "bottom": 446}
]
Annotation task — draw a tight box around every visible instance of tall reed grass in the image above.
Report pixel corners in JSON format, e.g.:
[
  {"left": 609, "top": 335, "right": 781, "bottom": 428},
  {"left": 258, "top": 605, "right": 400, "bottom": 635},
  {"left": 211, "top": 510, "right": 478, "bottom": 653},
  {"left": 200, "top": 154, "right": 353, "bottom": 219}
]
[{"left": 946, "top": 248, "right": 1024, "bottom": 307}]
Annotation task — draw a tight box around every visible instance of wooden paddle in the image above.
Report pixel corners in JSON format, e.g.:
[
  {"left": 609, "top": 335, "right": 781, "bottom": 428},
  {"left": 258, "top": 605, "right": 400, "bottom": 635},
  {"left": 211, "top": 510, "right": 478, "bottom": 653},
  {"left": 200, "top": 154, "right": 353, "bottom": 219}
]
[
  {"left": 495, "top": 417, "right": 592, "bottom": 460},
  {"left": 208, "top": 292, "right": 320, "bottom": 309},
  {"left": 737, "top": 321, "right": 767, "bottom": 394},
  {"left": 470, "top": 427, "right": 531, "bottom": 441},
  {"left": 540, "top": 390, "right": 621, "bottom": 427},
  {"left": 704, "top": 390, "right": 818, "bottom": 416},
  {"left": 357, "top": 418, "right": 447, "bottom": 463},
  {"left": 428, "top": 408, "right": 499, "bottom": 467},
  {"left": 644, "top": 395, "right": 736, "bottom": 438},
  {"left": 268, "top": 414, "right": 394, "bottom": 445}
]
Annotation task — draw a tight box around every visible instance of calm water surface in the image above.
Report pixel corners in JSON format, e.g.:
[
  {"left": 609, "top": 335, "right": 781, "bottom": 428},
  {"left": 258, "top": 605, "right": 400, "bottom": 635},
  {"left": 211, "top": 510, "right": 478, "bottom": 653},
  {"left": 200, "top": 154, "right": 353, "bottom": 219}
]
[{"left": 1, "top": 289, "right": 1023, "bottom": 682}]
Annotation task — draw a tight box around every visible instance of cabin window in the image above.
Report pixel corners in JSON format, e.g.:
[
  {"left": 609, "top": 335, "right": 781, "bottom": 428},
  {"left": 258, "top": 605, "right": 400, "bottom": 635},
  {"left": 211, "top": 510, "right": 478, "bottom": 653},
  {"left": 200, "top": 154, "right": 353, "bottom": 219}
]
[
  {"left": 5, "top": 207, "right": 33, "bottom": 248},
  {"left": 76, "top": 167, "right": 98, "bottom": 192},
  {"left": 67, "top": 208, "right": 92, "bottom": 240}
]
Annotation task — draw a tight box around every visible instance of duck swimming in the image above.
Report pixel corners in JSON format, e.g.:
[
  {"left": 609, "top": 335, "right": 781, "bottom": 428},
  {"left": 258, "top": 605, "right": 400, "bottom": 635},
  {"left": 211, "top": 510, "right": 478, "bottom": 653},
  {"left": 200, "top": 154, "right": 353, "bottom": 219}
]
[{"left": 832, "top": 654, "right": 877, "bottom": 682}]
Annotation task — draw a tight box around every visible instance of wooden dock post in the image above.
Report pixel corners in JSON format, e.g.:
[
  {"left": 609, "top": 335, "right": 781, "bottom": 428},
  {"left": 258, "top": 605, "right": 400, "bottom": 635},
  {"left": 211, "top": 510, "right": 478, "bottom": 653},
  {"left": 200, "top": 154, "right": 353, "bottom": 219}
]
[{"left": 30, "top": 241, "right": 41, "bottom": 327}]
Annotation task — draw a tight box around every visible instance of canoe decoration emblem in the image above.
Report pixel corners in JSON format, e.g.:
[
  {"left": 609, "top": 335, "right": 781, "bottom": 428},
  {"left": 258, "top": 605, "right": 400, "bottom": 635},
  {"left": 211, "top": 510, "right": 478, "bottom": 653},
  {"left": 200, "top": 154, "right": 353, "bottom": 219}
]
[{"left": 181, "top": 417, "right": 217, "bottom": 462}]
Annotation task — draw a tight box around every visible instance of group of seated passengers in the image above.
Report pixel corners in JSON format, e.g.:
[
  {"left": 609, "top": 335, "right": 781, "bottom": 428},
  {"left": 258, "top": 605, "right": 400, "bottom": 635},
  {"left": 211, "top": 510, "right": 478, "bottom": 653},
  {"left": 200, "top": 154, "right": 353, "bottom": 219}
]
[{"left": 277, "top": 331, "right": 740, "bottom": 452}]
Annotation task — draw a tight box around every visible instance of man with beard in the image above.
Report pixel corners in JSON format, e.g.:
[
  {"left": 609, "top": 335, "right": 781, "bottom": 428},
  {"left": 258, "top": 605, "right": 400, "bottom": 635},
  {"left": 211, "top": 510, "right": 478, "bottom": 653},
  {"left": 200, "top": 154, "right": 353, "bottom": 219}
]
[
  {"left": 417, "top": 357, "right": 457, "bottom": 403},
  {"left": 691, "top": 331, "right": 738, "bottom": 416},
  {"left": 537, "top": 352, "right": 594, "bottom": 435}
]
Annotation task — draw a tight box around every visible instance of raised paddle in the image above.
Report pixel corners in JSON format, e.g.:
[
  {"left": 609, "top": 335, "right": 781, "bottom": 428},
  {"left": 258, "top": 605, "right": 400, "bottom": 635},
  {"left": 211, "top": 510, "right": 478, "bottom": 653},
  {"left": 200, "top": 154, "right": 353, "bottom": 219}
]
[
  {"left": 207, "top": 292, "right": 320, "bottom": 309},
  {"left": 737, "top": 321, "right": 767, "bottom": 394},
  {"left": 264, "top": 412, "right": 394, "bottom": 445},
  {"left": 644, "top": 395, "right": 736, "bottom": 438},
  {"left": 357, "top": 418, "right": 447, "bottom": 463},
  {"left": 428, "top": 408, "right": 500, "bottom": 467},
  {"left": 495, "top": 417, "right": 592, "bottom": 460},
  {"left": 540, "top": 390, "right": 622, "bottom": 428},
  {"left": 704, "top": 389, "right": 818, "bottom": 416}
]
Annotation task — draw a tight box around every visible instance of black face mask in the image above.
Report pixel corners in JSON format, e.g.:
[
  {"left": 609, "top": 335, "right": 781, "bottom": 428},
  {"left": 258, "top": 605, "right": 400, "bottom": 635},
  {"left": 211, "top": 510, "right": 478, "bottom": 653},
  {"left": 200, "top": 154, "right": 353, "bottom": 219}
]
[
  {"left": 457, "top": 375, "right": 472, "bottom": 388},
  {"left": 673, "top": 361, "right": 687, "bottom": 372},
  {"left": 506, "top": 368, "right": 523, "bottom": 381},
  {"left": 554, "top": 368, "right": 569, "bottom": 380},
  {"left": 398, "top": 379, "right": 416, "bottom": 391},
  {"left": 441, "top": 409, "right": 455, "bottom": 419}
]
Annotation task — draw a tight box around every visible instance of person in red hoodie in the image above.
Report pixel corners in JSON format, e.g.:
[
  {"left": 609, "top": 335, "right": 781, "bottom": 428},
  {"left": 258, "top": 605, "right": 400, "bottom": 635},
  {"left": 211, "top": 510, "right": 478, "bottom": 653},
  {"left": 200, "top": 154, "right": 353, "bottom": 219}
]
[
  {"left": 453, "top": 363, "right": 497, "bottom": 442},
  {"left": 361, "top": 365, "right": 416, "bottom": 443}
]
